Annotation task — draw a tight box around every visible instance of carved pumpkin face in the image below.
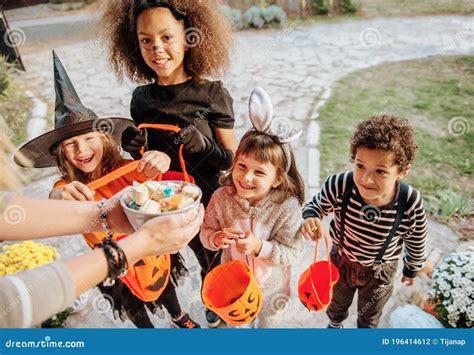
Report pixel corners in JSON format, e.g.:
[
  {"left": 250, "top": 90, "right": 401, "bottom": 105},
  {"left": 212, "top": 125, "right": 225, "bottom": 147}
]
[
  {"left": 225, "top": 289, "right": 262, "bottom": 325},
  {"left": 298, "top": 260, "right": 339, "bottom": 312},
  {"left": 202, "top": 260, "right": 263, "bottom": 326},
  {"left": 120, "top": 254, "right": 171, "bottom": 302}
]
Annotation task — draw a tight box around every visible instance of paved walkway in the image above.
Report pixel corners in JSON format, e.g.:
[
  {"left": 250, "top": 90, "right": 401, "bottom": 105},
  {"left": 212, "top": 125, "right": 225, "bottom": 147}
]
[
  {"left": 18, "top": 15, "right": 474, "bottom": 192},
  {"left": 15, "top": 14, "right": 474, "bottom": 328}
]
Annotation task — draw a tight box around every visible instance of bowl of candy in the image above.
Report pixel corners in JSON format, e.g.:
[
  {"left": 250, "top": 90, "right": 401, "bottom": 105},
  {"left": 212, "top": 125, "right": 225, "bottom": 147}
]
[{"left": 120, "top": 180, "right": 202, "bottom": 230}]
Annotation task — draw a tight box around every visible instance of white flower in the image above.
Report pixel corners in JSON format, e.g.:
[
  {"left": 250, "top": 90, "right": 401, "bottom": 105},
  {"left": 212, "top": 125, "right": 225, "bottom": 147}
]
[
  {"left": 460, "top": 277, "right": 471, "bottom": 288},
  {"left": 430, "top": 251, "right": 474, "bottom": 327},
  {"left": 467, "top": 304, "right": 474, "bottom": 315},
  {"left": 447, "top": 305, "right": 457, "bottom": 313}
]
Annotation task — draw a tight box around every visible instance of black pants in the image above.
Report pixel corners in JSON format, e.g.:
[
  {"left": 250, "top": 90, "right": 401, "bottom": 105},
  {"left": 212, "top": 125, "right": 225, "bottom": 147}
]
[
  {"left": 101, "top": 235, "right": 220, "bottom": 328},
  {"left": 125, "top": 300, "right": 154, "bottom": 328},
  {"left": 158, "top": 233, "right": 221, "bottom": 317},
  {"left": 98, "top": 281, "right": 155, "bottom": 328},
  {"left": 326, "top": 249, "right": 398, "bottom": 328}
]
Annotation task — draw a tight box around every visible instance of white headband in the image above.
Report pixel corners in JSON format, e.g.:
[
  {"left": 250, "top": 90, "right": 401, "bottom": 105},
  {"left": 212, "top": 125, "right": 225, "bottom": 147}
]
[{"left": 248, "top": 87, "right": 302, "bottom": 172}]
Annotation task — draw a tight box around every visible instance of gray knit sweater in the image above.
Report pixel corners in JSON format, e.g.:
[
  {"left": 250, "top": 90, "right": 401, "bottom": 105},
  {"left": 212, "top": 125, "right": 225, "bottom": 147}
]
[{"left": 201, "top": 186, "right": 303, "bottom": 298}]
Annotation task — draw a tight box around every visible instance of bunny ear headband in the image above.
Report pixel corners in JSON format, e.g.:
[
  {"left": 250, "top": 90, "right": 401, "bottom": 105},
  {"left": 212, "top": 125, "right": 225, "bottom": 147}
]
[{"left": 249, "top": 87, "right": 302, "bottom": 172}]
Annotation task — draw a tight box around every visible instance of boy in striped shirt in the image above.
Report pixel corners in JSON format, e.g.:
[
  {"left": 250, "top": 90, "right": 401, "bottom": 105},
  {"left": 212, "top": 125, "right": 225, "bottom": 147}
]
[{"left": 301, "top": 115, "right": 428, "bottom": 328}]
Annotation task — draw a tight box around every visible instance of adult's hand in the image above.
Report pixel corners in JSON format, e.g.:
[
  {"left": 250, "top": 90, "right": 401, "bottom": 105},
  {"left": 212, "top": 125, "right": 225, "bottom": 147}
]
[
  {"left": 133, "top": 204, "right": 205, "bottom": 256},
  {"left": 103, "top": 191, "right": 134, "bottom": 235}
]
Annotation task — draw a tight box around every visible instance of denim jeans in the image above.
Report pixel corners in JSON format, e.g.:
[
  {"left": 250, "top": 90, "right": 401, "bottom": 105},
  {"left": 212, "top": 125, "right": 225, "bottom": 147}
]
[{"left": 326, "top": 248, "right": 398, "bottom": 328}]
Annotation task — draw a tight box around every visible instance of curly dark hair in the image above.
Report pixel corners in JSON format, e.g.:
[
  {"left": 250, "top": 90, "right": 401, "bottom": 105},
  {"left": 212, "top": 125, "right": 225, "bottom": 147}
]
[
  {"left": 222, "top": 130, "right": 305, "bottom": 205},
  {"left": 101, "top": 0, "right": 233, "bottom": 83},
  {"left": 350, "top": 115, "right": 418, "bottom": 173}
]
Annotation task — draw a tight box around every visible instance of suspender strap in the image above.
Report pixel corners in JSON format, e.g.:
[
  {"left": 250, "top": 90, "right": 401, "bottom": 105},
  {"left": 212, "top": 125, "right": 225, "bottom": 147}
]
[
  {"left": 338, "top": 172, "right": 409, "bottom": 264},
  {"left": 373, "top": 182, "right": 409, "bottom": 264},
  {"left": 338, "top": 172, "right": 354, "bottom": 251}
]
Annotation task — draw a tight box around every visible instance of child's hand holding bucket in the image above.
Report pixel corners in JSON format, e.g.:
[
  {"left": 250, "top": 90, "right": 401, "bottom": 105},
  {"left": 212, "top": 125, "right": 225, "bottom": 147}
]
[
  {"left": 236, "top": 231, "right": 262, "bottom": 256},
  {"left": 401, "top": 275, "right": 415, "bottom": 286},
  {"left": 55, "top": 181, "right": 96, "bottom": 201},
  {"left": 301, "top": 217, "right": 328, "bottom": 241},
  {"left": 137, "top": 150, "right": 171, "bottom": 178},
  {"left": 214, "top": 228, "right": 241, "bottom": 249}
]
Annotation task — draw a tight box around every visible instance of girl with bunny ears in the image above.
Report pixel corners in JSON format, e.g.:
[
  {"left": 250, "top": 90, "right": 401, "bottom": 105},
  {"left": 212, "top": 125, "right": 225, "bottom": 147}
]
[{"left": 200, "top": 88, "right": 305, "bottom": 328}]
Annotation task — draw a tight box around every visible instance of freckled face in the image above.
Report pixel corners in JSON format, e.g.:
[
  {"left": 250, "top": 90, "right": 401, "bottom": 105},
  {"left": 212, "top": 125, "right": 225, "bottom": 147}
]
[{"left": 136, "top": 7, "right": 189, "bottom": 85}]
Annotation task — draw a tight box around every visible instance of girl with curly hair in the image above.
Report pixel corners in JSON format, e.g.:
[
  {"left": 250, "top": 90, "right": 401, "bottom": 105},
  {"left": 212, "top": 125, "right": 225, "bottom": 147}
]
[{"left": 102, "top": 0, "right": 236, "bottom": 328}]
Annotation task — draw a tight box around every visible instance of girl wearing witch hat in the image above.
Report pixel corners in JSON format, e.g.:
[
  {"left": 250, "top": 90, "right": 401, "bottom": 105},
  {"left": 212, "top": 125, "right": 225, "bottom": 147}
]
[{"left": 14, "top": 51, "right": 181, "bottom": 328}]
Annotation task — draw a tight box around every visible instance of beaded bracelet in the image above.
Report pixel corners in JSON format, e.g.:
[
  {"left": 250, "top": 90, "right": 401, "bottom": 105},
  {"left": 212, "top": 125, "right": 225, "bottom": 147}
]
[
  {"left": 101, "top": 243, "right": 119, "bottom": 286},
  {"left": 95, "top": 200, "right": 129, "bottom": 285},
  {"left": 97, "top": 200, "right": 113, "bottom": 238},
  {"left": 95, "top": 238, "right": 129, "bottom": 286},
  {"left": 103, "top": 237, "right": 129, "bottom": 278}
]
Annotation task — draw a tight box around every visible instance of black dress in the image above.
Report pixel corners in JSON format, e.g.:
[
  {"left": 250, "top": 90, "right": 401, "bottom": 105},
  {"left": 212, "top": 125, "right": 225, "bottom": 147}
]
[
  {"left": 130, "top": 78, "right": 235, "bottom": 205},
  {"left": 128, "top": 78, "right": 235, "bottom": 324}
]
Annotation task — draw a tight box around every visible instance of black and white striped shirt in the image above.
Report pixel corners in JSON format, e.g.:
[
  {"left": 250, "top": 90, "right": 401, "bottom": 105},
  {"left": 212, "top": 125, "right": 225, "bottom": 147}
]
[{"left": 303, "top": 171, "right": 428, "bottom": 277}]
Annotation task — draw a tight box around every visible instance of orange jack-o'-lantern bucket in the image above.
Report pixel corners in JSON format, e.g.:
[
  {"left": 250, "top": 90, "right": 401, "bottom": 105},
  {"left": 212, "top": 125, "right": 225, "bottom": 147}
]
[
  {"left": 202, "top": 260, "right": 263, "bottom": 326},
  {"left": 86, "top": 122, "right": 197, "bottom": 303},
  {"left": 115, "top": 235, "right": 171, "bottom": 303},
  {"left": 298, "top": 236, "right": 339, "bottom": 312},
  {"left": 87, "top": 161, "right": 174, "bottom": 303}
]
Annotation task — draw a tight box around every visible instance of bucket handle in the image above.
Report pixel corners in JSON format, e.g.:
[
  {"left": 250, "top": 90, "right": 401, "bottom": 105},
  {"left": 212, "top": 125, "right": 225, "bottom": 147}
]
[
  {"left": 308, "top": 235, "right": 334, "bottom": 309},
  {"left": 137, "top": 123, "right": 191, "bottom": 183},
  {"left": 204, "top": 243, "right": 255, "bottom": 275},
  {"left": 87, "top": 123, "right": 191, "bottom": 191},
  {"left": 245, "top": 216, "right": 256, "bottom": 275}
]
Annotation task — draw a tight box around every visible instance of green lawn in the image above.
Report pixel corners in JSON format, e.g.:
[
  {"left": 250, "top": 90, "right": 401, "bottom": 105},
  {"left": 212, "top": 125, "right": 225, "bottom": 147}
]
[
  {"left": 353, "top": 0, "right": 474, "bottom": 17},
  {"left": 288, "top": 0, "right": 473, "bottom": 28},
  {"left": 317, "top": 56, "right": 473, "bottom": 222}
]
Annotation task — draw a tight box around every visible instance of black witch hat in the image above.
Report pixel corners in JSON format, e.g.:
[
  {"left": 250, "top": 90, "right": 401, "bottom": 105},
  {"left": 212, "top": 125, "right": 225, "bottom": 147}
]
[{"left": 14, "top": 50, "right": 133, "bottom": 168}]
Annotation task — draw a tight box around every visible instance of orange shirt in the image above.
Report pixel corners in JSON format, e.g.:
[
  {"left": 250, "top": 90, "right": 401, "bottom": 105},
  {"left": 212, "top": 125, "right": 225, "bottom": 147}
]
[{"left": 51, "top": 159, "right": 149, "bottom": 248}]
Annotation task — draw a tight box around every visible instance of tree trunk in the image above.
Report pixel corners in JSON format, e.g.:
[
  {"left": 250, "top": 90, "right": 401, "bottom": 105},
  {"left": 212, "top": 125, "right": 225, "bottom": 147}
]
[{"left": 328, "top": 0, "right": 341, "bottom": 15}]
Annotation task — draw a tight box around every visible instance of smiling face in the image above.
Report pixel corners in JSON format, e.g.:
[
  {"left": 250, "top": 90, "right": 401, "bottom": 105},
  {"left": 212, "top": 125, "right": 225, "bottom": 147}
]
[
  {"left": 136, "top": 7, "right": 189, "bottom": 86},
  {"left": 353, "top": 147, "right": 409, "bottom": 206},
  {"left": 227, "top": 291, "right": 262, "bottom": 324},
  {"left": 62, "top": 132, "right": 104, "bottom": 174},
  {"left": 232, "top": 153, "right": 282, "bottom": 205}
]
